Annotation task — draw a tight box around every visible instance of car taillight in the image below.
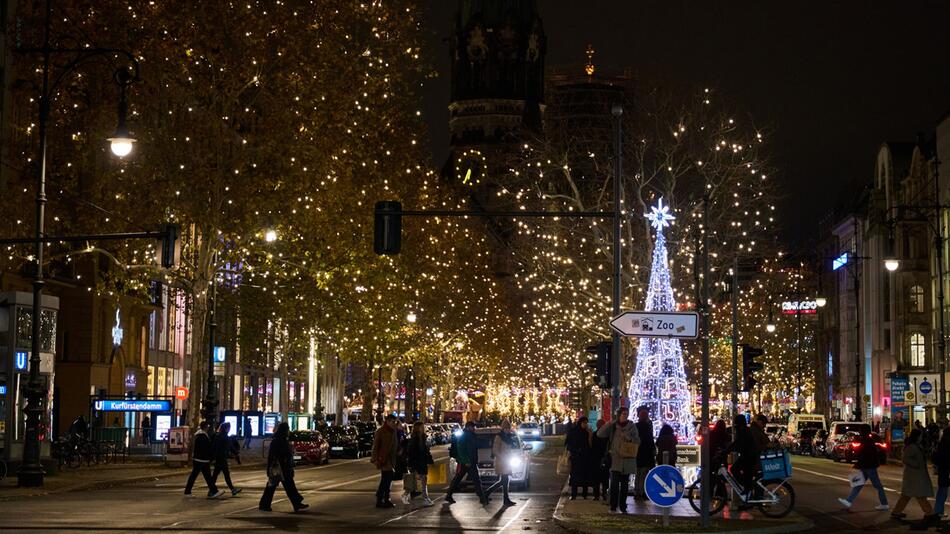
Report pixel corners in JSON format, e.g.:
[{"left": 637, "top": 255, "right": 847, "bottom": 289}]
[{"left": 851, "top": 442, "right": 860, "bottom": 449}]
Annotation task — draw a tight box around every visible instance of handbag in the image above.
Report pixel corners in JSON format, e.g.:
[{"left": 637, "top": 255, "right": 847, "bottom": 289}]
[
  {"left": 849, "top": 470, "right": 866, "bottom": 488},
  {"left": 618, "top": 431, "right": 639, "bottom": 459},
  {"left": 267, "top": 461, "right": 283, "bottom": 482},
  {"left": 556, "top": 451, "right": 571, "bottom": 475},
  {"left": 403, "top": 472, "right": 417, "bottom": 492}
]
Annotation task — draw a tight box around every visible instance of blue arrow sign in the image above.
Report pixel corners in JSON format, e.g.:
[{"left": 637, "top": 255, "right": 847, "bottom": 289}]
[
  {"left": 645, "top": 465, "right": 685, "bottom": 507},
  {"left": 920, "top": 379, "right": 933, "bottom": 395}
]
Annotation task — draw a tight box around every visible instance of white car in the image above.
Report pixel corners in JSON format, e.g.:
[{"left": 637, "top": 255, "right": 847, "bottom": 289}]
[
  {"left": 516, "top": 422, "right": 542, "bottom": 441},
  {"left": 448, "top": 427, "right": 533, "bottom": 490}
]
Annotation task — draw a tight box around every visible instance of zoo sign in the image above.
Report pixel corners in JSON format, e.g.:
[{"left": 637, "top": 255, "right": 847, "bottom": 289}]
[{"left": 610, "top": 311, "right": 699, "bottom": 339}]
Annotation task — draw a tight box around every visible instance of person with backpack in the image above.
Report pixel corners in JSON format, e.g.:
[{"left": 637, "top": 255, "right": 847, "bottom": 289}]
[
  {"left": 595, "top": 406, "right": 641, "bottom": 513},
  {"left": 925, "top": 426, "right": 950, "bottom": 523},
  {"left": 890, "top": 428, "right": 933, "bottom": 520},
  {"left": 446, "top": 421, "right": 487, "bottom": 505}
]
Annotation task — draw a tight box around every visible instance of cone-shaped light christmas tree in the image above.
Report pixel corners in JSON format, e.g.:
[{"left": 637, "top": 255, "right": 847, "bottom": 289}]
[{"left": 628, "top": 198, "right": 695, "bottom": 442}]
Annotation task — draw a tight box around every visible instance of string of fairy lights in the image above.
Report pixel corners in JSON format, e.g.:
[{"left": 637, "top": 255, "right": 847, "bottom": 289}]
[{"left": 0, "top": 3, "right": 814, "bottom": 416}]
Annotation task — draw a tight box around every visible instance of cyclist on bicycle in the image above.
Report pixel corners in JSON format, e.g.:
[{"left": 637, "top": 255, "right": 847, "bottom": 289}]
[{"left": 721, "top": 415, "right": 760, "bottom": 502}]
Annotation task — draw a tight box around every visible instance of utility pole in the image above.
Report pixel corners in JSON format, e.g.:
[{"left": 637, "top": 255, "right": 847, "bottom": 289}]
[
  {"left": 731, "top": 255, "right": 739, "bottom": 417},
  {"left": 611, "top": 103, "right": 624, "bottom": 417},
  {"left": 201, "top": 251, "right": 219, "bottom": 430},
  {"left": 933, "top": 154, "right": 947, "bottom": 422}
]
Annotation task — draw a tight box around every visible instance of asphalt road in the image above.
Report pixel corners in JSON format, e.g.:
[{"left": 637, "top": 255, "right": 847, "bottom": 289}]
[{"left": 0, "top": 438, "right": 569, "bottom": 533}]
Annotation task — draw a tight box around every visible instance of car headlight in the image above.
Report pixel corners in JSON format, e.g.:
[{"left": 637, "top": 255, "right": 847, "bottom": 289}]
[
  {"left": 508, "top": 456, "right": 524, "bottom": 469},
  {"left": 453, "top": 430, "right": 463, "bottom": 437},
  {"left": 517, "top": 430, "right": 525, "bottom": 435}
]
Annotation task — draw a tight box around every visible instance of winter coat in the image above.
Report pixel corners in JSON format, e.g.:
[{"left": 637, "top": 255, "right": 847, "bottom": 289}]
[
  {"left": 901, "top": 442, "right": 934, "bottom": 498},
  {"left": 708, "top": 426, "right": 730, "bottom": 470},
  {"left": 407, "top": 434, "right": 433, "bottom": 475},
  {"left": 724, "top": 428, "right": 758, "bottom": 471},
  {"left": 596, "top": 420, "right": 641, "bottom": 474},
  {"left": 590, "top": 432, "right": 610, "bottom": 483},
  {"left": 636, "top": 420, "right": 656, "bottom": 469},
  {"left": 493, "top": 431, "right": 519, "bottom": 476},
  {"left": 935, "top": 438, "right": 950, "bottom": 487},
  {"left": 451, "top": 429, "right": 478, "bottom": 466},
  {"left": 565, "top": 426, "right": 593, "bottom": 485},
  {"left": 853, "top": 434, "right": 882, "bottom": 469},
  {"left": 211, "top": 432, "right": 231, "bottom": 464},
  {"left": 750, "top": 424, "right": 771, "bottom": 452},
  {"left": 371, "top": 424, "right": 398, "bottom": 471},
  {"left": 192, "top": 430, "right": 213, "bottom": 463},
  {"left": 656, "top": 433, "right": 678, "bottom": 466},
  {"left": 266, "top": 436, "right": 295, "bottom": 479}
]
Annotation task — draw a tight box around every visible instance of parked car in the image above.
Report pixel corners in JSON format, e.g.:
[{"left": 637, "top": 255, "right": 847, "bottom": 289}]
[
  {"left": 448, "top": 427, "right": 533, "bottom": 491},
  {"left": 787, "top": 414, "right": 827, "bottom": 435},
  {"left": 824, "top": 422, "right": 872, "bottom": 457},
  {"left": 325, "top": 425, "right": 362, "bottom": 458},
  {"left": 350, "top": 422, "right": 377, "bottom": 457},
  {"left": 830, "top": 431, "right": 888, "bottom": 463},
  {"left": 289, "top": 430, "right": 330, "bottom": 465},
  {"left": 765, "top": 424, "right": 787, "bottom": 448},
  {"left": 426, "top": 424, "right": 449, "bottom": 445},
  {"left": 516, "top": 422, "right": 543, "bottom": 441}
]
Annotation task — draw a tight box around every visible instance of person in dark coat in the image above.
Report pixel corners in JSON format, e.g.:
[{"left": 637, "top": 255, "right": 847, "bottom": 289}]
[
  {"left": 565, "top": 417, "right": 593, "bottom": 500},
  {"left": 446, "top": 421, "right": 487, "bottom": 505},
  {"left": 243, "top": 416, "right": 254, "bottom": 449},
  {"left": 723, "top": 415, "right": 758, "bottom": 499},
  {"left": 211, "top": 422, "right": 241, "bottom": 496},
  {"left": 591, "top": 419, "right": 610, "bottom": 501},
  {"left": 633, "top": 407, "right": 656, "bottom": 500},
  {"left": 406, "top": 421, "right": 434, "bottom": 506},
  {"left": 838, "top": 431, "right": 889, "bottom": 511},
  {"left": 371, "top": 414, "right": 399, "bottom": 508},
  {"left": 926, "top": 427, "right": 950, "bottom": 522},
  {"left": 259, "top": 422, "right": 308, "bottom": 512},
  {"left": 184, "top": 421, "right": 224, "bottom": 498},
  {"left": 141, "top": 415, "right": 152, "bottom": 445},
  {"left": 708, "top": 419, "right": 729, "bottom": 471},
  {"left": 890, "top": 428, "right": 933, "bottom": 519},
  {"left": 655, "top": 424, "right": 677, "bottom": 466}
]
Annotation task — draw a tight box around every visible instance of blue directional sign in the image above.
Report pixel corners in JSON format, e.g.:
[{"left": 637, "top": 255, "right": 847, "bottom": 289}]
[
  {"left": 645, "top": 465, "right": 685, "bottom": 507},
  {"left": 93, "top": 399, "right": 172, "bottom": 412},
  {"left": 920, "top": 380, "right": 933, "bottom": 395},
  {"left": 15, "top": 351, "right": 28, "bottom": 371}
]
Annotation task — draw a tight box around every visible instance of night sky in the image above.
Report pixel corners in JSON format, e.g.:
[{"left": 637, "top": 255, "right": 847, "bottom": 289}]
[{"left": 420, "top": 1, "right": 950, "bottom": 249}]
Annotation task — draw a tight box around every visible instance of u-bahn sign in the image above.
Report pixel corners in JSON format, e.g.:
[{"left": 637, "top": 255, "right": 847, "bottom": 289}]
[{"left": 610, "top": 311, "right": 699, "bottom": 339}]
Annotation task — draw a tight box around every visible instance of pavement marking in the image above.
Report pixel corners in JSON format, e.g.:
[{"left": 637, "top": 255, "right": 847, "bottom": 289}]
[
  {"left": 498, "top": 497, "right": 530, "bottom": 531},
  {"left": 379, "top": 495, "right": 445, "bottom": 525},
  {"left": 794, "top": 466, "right": 898, "bottom": 493}
]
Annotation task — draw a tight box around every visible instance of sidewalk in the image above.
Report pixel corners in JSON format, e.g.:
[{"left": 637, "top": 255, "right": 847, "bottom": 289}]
[
  {"left": 0, "top": 438, "right": 268, "bottom": 500},
  {"left": 553, "top": 489, "right": 814, "bottom": 534}
]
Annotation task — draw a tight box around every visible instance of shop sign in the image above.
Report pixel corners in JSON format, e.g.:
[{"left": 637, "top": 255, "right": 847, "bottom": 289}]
[
  {"left": 93, "top": 399, "right": 172, "bottom": 412},
  {"left": 781, "top": 300, "right": 817, "bottom": 315},
  {"left": 175, "top": 387, "right": 189, "bottom": 400},
  {"left": 675, "top": 445, "right": 700, "bottom": 466}
]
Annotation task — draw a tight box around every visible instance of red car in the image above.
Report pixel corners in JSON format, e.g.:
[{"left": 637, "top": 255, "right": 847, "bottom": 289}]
[
  {"left": 830, "top": 431, "right": 888, "bottom": 464},
  {"left": 290, "top": 430, "right": 330, "bottom": 465}
]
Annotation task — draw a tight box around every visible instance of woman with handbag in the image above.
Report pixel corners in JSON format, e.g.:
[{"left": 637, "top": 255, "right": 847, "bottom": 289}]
[
  {"left": 258, "top": 422, "right": 308, "bottom": 512},
  {"left": 485, "top": 420, "right": 519, "bottom": 507},
  {"left": 595, "top": 407, "right": 640, "bottom": 513},
  {"left": 837, "top": 431, "right": 889, "bottom": 512},
  {"left": 406, "top": 421, "right": 435, "bottom": 506}
]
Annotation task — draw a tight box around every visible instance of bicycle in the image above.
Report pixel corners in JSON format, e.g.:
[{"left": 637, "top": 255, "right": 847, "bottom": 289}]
[{"left": 686, "top": 465, "right": 795, "bottom": 518}]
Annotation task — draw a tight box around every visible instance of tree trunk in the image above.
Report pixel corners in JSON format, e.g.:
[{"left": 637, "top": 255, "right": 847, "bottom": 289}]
[
  {"left": 362, "top": 362, "right": 376, "bottom": 422},
  {"left": 187, "top": 234, "right": 214, "bottom": 428}
]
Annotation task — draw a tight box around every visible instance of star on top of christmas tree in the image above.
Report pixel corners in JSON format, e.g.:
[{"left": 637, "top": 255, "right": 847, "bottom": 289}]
[{"left": 645, "top": 197, "right": 675, "bottom": 230}]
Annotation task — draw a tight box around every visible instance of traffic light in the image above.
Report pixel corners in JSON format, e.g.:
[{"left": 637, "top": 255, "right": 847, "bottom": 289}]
[
  {"left": 158, "top": 223, "right": 180, "bottom": 268},
  {"left": 374, "top": 201, "right": 402, "bottom": 255},
  {"left": 585, "top": 340, "right": 611, "bottom": 388},
  {"left": 741, "top": 344, "right": 764, "bottom": 391}
]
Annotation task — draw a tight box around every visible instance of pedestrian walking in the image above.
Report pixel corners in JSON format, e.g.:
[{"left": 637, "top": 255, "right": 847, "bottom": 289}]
[
  {"left": 485, "top": 420, "right": 519, "bottom": 507},
  {"left": 211, "top": 422, "right": 242, "bottom": 496},
  {"left": 259, "top": 422, "right": 308, "bottom": 512},
  {"left": 371, "top": 414, "right": 399, "bottom": 508},
  {"left": 655, "top": 424, "right": 677, "bottom": 466},
  {"left": 890, "top": 428, "right": 933, "bottom": 519},
  {"left": 838, "top": 431, "right": 889, "bottom": 512},
  {"left": 141, "top": 414, "right": 152, "bottom": 445},
  {"left": 925, "top": 426, "right": 950, "bottom": 523},
  {"left": 243, "top": 416, "right": 253, "bottom": 450},
  {"left": 591, "top": 419, "right": 610, "bottom": 501},
  {"left": 633, "top": 407, "right": 656, "bottom": 500},
  {"left": 565, "top": 417, "right": 593, "bottom": 500},
  {"left": 184, "top": 421, "right": 224, "bottom": 499},
  {"left": 596, "top": 406, "right": 641, "bottom": 513},
  {"left": 406, "top": 421, "right": 435, "bottom": 506},
  {"left": 446, "top": 420, "right": 488, "bottom": 505}
]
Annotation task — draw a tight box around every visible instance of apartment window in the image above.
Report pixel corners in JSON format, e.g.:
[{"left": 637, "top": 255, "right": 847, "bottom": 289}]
[
  {"left": 910, "top": 333, "right": 926, "bottom": 367},
  {"left": 909, "top": 285, "right": 924, "bottom": 313}
]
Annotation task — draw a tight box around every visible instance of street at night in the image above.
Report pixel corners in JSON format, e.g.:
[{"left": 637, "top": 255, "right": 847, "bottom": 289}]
[{"left": 2, "top": 1, "right": 950, "bottom": 533}]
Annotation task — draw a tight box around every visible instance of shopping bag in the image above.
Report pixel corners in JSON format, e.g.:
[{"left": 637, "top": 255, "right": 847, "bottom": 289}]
[
  {"left": 557, "top": 451, "right": 571, "bottom": 475},
  {"left": 429, "top": 462, "right": 448, "bottom": 485},
  {"left": 403, "top": 472, "right": 417, "bottom": 493},
  {"left": 849, "top": 470, "right": 866, "bottom": 488}
]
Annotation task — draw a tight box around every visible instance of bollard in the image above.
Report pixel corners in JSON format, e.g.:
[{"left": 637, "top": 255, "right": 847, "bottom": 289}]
[{"left": 662, "top": 451, "right": 670, "bottom": 528}]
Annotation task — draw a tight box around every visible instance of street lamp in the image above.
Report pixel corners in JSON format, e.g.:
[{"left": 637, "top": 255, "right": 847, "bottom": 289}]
[
  {"left": 815, "top": 296, "right": 827, "bottom": 308},
  {"left": 884, "top": 258, "right": 900, "bottom": 272},
  {"left": 17, "top": 2, "right": 140, "bottom": 487},
  {"left": 765, "top": 309, "right": 777, "bottom": 333},
  {"left": 406, "top": 312, "right": 417, "bottom": 323},
  {"left": 264, "top": 229, "right": 278, "bottom": 243},
  {"left": 107, "top": 74, "right": 136, "bottom": 157}
]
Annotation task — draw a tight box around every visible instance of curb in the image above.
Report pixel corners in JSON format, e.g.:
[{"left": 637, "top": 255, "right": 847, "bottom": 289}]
[{"left": 552, "top": 481, "right": 814, "bottom": 534}]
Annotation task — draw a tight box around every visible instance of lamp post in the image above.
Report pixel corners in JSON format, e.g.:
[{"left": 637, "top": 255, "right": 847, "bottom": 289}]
[
  {"left": 17, "top": 0, "right": 139, "bottom": 488},
  {"left": 201, "top": 251, "right": 219, "bottom": 430},
  {"left": 611, "top": 103, "right": 623, "bottom": 417}
]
